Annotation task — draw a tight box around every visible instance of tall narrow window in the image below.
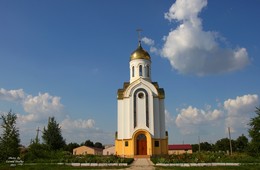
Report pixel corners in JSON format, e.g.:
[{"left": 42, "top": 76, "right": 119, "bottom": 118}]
[
  {"left": 134, "top": 88, "right": 149, "bottom": 128},
  {"left": 147, "top": 65, "right": 150, "bottom": 77},
  {"left": 132, "top": 66, "right": 135, "bottom": 77},
  {"left": 146, "top": 91, "right": 149, "bottom": 127},
  {"left": 134, "top": 95, "right": 137, "bottom": 128},
  {"left": 139, "top": 65, "right": 143, "bottom": 76}
]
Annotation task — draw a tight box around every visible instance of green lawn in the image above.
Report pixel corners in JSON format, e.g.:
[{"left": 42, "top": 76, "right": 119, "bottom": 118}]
[
  {"left": 155, "top": 164, "right": 260, "bottom": 170},
  {"left": 0, "top": 164, "right": 127, "bottom": 170},
  {"left": 1, "top": 163, "right": 260, "bottom": 170}
]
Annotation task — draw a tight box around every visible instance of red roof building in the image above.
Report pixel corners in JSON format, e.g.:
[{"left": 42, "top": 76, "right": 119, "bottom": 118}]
[{"left": 168, "top": 144, "right": 192, "bottom": 155}]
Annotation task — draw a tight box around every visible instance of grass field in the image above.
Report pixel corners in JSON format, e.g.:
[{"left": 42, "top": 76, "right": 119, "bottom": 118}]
[
  {"left": 0, "top": 164, "right": 127, "bottom": 170},
  {"left": 155, "top": 164, "right": 260, "bottom": 170},
  {"left": 1, "top": 164, "right": 260, "bottom": 170}
]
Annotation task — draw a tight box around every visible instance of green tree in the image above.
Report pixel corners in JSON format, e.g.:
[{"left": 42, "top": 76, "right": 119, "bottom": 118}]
[
  {"left": 200, "top": 142, "right": 214, "bottom": 151},
  {"left": 94, "top": 142, "right": 103, "bottom": 149},
  {"left": 24, "top": 143, "right": 50, "bottom": 161},
  {"left": 248, "top": 107, "right": 260, "bottom": 156},
  {"left": 192, "top": 142, "right": 214, "bottom": 152},
  {"left": 84, "top": 140, "right": 94, "bottom": 147},
  {"left": 191, "top": 144, "right": 199, "bottom": 152},
  {"left": 42, "top": 117, "right": 65, "bottom": 150},
  {"left": 215, "top": 138, "right": 236, "bottom": 153},
  {"left": 64, "top": 142, "right": 80, "bottom": 153},
  {"left": 236, "top": 134, "right": 248, "bottom": 152},
  {"left": 0, "top": 110, "right": 20, "bottom": 162}
]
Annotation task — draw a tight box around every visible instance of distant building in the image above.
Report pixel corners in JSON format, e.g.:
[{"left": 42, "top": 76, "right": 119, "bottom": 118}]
[
  {"left": 168, "top": 144, "right": 192, "bottom": 155},
  {"left": 103, "top": 145, "right": 115, "bottom": 155},
  {"left": 73, "top": 146, "right": 103, "bottom": 155}
]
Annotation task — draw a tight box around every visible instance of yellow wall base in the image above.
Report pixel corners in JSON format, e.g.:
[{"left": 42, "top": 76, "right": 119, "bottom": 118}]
[{"left": 115, "top": 130, "right": 168, "bottom": 157}]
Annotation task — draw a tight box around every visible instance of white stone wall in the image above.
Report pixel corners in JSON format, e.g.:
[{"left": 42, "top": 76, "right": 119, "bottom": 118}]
[
  {"left": 153, "top": 97, "right": 160, "bottom": 138},
  {"left": 159, "top": 99, "right": 166, "bottom": 138},
  {"left": 117, "top": 100, "right": 123, "bottom": 138}
]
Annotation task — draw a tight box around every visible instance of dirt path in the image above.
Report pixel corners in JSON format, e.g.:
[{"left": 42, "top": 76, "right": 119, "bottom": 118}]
[{"left": 126, "top": 158, "right": 155, "bottom": 170}]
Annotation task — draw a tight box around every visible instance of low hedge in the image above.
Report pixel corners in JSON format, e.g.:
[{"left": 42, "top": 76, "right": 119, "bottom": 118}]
[
  {"left": 151, "top": 152, "right": 260, "bottom": 164},
  {"left": 23, "top": 152, "right": 133, "bottom": 165}
]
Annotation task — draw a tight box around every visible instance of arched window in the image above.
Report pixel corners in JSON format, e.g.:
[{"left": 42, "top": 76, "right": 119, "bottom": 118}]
[
  {"left": 139, "top": 65, "right": 143, "bottom": 76},
  {"left": 147, "top": 65, "right": 150, "bottom": 77},
  {"left": 132, "top": 66, "right": 135, "bottom": 77}
]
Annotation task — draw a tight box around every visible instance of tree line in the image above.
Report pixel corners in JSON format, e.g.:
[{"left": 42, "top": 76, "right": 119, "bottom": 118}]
[
  {"left": 0, "top": 110, "right": 104, "bottom": 162},
  {"left": 0, "top": 107, "right": 260, "bottom": 162},
  {"left": 192, "top": 134, "right": 248, "bottom": 153},
  {"left": 192, "top": 107, "right": 260, "bottom": 156}
]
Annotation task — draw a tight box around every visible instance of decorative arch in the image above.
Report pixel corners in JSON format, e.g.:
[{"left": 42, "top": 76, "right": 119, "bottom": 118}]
[
  {"left": 132, "top": 129, "right": 152, "bottom": 156},
  {"left": 124, "top": 79, "right": 158, "bottom": 98}
]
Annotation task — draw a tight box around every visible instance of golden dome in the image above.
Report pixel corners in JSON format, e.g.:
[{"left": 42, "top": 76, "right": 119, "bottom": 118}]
[{"left": 130, "top": 41, "right": 151, "bottom": 61}]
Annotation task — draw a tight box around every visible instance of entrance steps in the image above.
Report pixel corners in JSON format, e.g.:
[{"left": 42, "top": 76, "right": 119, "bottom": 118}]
[{"left": 133, "top": 155, "right": 150, "bottom": 159}]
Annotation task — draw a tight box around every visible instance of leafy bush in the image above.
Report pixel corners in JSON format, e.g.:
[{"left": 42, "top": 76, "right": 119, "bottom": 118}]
[
  {"left": 77, "top": 155, "right": 134, "bottom": 164},
  {"left": 23, "top": 143, "right": 72, "bottom": 163}
]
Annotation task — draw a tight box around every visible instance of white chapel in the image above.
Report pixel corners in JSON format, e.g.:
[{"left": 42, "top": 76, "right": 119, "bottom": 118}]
[{"left": 115, "top": 40, "right": 168, "bottom": 157}]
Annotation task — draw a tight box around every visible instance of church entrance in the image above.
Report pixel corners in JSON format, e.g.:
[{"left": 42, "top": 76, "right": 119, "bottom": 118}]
[{"left": 136, "top": 134, "right": 147, "bottom": 155}]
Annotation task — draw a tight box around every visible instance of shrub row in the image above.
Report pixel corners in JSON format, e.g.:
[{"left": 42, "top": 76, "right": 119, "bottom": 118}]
[
  {"left": 151, "top": 152, "right": 260, "bottom": 164},
  {"left": 23, "top": 151, "right": 133, "bottom": 165}
]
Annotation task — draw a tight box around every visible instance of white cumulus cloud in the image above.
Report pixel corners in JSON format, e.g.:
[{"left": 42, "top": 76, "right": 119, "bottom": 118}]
[
  {"left": 61, "top": 117, "right": 95, "bottom": 130},
  {"left": 165, "top": 110, "right": 175, "bottom": 126},
  {"left": 176, "top": 106, "right": 223, "bottom": 126},
  {"left": 0, "top": 88, "right": 25, "bottom": 102},
  {"left": 174, "top": 94, "right": 259, "bottom": 137},
  {"left": 224, "top": 94, "right": 259, "bottom": 133},
  {"left": 142, "top": 37, "right": 155, "bottom": 46},
  {"left": 141, "top": 37, "right": 160, "bottom": 55},
  {"left": 159, "top": 0, "right": 249, "bottom": 76},
  {"left": 0, "top": 87, "right": 101, "bottom": 146},
  {"left": 59, "top": 117, "right": 113, "bottom": 145},
  {"left": 0, "top": 88, "right": 63, "bottom": 121},
  {"left": 165, "top": 0, "right": 207, "bottom": 24},
  {"left": 175, "top": 106, "right": 223, "bottom": 134},
  {"left": 23, "top": 93, "right": 63, "bottom": 117}
]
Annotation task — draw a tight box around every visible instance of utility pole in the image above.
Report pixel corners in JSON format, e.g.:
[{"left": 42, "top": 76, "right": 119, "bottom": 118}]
[
  {"left": 198, "top": 136, "right": 201, "bottom": 152},
  {"left": 35, "top": 127, "right": 40, "bottom": 144},
  {"left": 228, "top": 127, "right": 232, "bottom": 155}
]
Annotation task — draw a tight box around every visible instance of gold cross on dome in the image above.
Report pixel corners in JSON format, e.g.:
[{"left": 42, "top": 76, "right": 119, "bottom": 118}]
[{"left": 136, "top": 28, "right": 143, "bottom": 42}]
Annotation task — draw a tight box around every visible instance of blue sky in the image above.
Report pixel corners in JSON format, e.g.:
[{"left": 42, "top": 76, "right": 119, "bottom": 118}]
[{"left": 0, "top": 0, "right": 260, "bottom": 146}]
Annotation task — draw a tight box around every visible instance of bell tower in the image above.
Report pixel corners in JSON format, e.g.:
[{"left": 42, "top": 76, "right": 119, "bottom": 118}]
[
  {"left": 115, "top": 37, "right": 168, "bottom": 157},
  {"left": 129, "top": 41, "right": 151, "bottom": 83}
]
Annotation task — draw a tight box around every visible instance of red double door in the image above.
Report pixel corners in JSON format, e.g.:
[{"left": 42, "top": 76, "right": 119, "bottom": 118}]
[{"left": 136, "top": 134, "right": 147, "bottom": 155}]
